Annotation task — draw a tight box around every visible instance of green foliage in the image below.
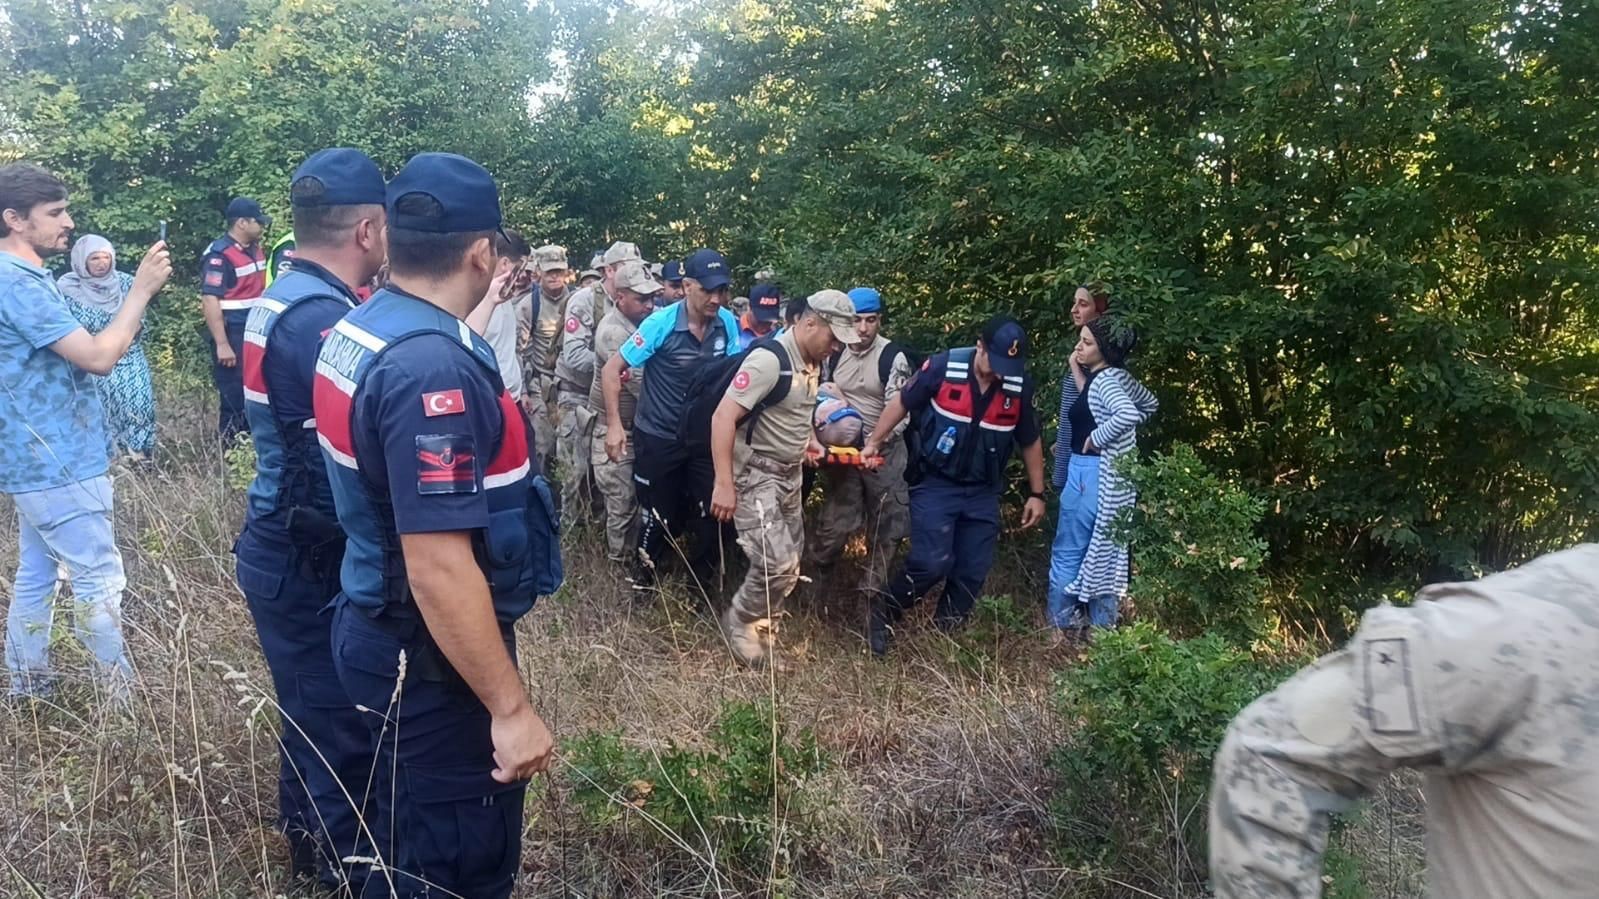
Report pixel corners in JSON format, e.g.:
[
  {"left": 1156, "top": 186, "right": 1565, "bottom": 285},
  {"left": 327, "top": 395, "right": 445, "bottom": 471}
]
[
  {"left": 1114, "top": 443, "right": 1270, "bottom": 644},
  {"left": 1051, "top": 623, "right": 1288, "bottom": 890},
  {"left": 223, "top": 433, "right": 255, "bottom": 493},
  {"left": 563, "top": 700, "right": 826, "bottom": 873}
]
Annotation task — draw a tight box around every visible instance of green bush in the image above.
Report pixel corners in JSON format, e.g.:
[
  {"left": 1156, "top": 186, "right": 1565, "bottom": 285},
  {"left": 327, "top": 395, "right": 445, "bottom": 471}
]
[
  {"left": 1114, "top": 443, "right": 1271, "bottom": 644},
  {"left": 563, "top": 699, "right": 826, "bottom": 874},
  {"left": 1051, "top": 623, "right": 1287, "bottom": 893}
]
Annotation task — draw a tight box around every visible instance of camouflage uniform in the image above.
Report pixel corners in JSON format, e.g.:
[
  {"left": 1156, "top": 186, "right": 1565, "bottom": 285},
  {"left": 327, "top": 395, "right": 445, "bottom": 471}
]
[
  {"left": 723, "top": 329, "right": 821, "bottom": 631},
  {"left": 1210, "top": 544, "right": 1599, "bottom": 899},
  {"left": 808, "top": 336, "right": 912, "bottom": 598},
  {"left": 587, "top": 306, "right": 645, "bottom": 561},
  {"left": 516, "top": 281, "right": 568, "bottom": 466},
  {"left": 551, "top": 281, "right": 611, "bottom": 523}
]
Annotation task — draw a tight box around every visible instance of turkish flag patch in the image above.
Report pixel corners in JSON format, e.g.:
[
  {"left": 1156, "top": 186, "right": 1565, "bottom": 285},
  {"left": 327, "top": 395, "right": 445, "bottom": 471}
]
[
  {"left": 732, "top": 371, "right": 751, "bottom": 390},
  {"left": 631, "top": 332, "right": 645, "bottom": 347},
  {"left": 565, "top": 317, "right": 580, "bottom": 333},
  {"left": 422, "top": 389, "right": 466, "bottom": 417},
  {"left": 416, "top": 434, "right": 477, "bottom": 495}
]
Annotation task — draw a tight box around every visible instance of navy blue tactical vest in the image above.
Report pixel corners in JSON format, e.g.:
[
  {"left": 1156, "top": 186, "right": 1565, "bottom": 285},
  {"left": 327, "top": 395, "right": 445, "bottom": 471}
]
[
  {"left": 313, "top": 289, "right": 561, "bottom": 622},
  {"left": 241, "top": 270, "right": 351, "bottom": 541},
  {"left": 914, "top": 347, "right": 1027, "bottom": 486}
]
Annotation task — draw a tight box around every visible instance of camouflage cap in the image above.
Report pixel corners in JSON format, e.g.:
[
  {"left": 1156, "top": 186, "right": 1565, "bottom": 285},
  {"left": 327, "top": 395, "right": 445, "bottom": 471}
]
[
  {"left": 602, "top": 241, "right": 642, "bottom": 266},
  {"left": 614, "top": 259, "right": 663, "bottom": 295},
  {"left": 579, "top": 268, "right": 601, "bottom": 282},
  {"left": 533, "top": 244, "right": 568, "bottom": 273},
  {"left": 806, "top": 289, "right": 858, "bottom": 344}
]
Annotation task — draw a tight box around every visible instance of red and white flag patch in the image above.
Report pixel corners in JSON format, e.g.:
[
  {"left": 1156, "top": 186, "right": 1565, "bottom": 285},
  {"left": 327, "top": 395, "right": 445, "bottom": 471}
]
[
  {"left": 422, "top": 389, "right": 466, "bottom": 417},
  {"left": 565, "top": 317, "right": 580, "bottom": 333},
  {"left": 732, "top": 371, "right": 751, "bottom": 390}
]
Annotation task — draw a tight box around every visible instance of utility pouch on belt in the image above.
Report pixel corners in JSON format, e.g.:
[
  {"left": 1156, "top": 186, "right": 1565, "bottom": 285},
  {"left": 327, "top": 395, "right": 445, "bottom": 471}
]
[{"left": 287, "top": 506, "right": 346, "bottom": 582}]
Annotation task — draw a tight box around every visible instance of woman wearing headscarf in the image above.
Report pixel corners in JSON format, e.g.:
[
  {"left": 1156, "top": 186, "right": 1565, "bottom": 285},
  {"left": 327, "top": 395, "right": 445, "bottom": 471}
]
[
  {"left": 1047, "top": 314, "right": 1156, "bottom": 637},
  {"left": 57, "top": 235, "right": 156, "bottom": 460}
]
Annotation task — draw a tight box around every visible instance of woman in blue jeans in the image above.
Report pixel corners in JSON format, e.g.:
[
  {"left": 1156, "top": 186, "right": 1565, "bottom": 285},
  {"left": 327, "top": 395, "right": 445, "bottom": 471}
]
[{"left": 1048, "top": 313, "right": 1156, "bottom": 636}]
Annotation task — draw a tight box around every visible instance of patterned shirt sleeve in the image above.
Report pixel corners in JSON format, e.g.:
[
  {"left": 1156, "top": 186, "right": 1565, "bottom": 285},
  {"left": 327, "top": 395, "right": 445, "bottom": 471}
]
[{"left": 1, "top": 278, "right": 84, "bottom": 349}]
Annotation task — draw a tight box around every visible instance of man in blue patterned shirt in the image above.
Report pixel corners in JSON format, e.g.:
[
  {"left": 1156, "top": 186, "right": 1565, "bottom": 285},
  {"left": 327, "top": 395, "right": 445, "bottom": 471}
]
[{"left": 0, "top": 163, "right": 171, "bottom": 699}]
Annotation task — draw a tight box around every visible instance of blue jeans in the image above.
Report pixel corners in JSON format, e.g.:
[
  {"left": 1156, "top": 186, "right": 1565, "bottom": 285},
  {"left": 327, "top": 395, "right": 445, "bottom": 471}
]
[
  {"left": 5, "top": 475, "right": 131, "bottom": 694},
  {"left": 1047, "top": 454, "right": 1114, "bottom": 629}
]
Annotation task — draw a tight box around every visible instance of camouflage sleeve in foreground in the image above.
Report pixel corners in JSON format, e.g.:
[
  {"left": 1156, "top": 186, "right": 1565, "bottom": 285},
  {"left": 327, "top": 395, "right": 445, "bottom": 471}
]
[{"left": 1209, "top": 546, "right": 1599, "bottom": 898}]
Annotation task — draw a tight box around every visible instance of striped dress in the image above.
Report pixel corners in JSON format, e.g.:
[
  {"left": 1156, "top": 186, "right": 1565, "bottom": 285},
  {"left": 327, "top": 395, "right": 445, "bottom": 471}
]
[{"left": 1063, "top": 367, "right": 1157, "bottom": 603}]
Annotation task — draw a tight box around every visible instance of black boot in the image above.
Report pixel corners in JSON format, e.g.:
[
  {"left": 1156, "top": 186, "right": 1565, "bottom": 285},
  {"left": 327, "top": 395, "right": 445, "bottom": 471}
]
[{"left": 868, "top": 596, "right": 894, "bottom": 658}]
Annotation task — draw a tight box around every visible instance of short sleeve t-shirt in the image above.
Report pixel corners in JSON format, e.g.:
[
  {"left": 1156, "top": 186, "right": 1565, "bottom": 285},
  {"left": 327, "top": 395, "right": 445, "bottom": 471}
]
[
  {"left": 726, "top": 330, "right": 819, "bottom": 464},
  {"left": 619, "top": 300, "right": 741, "bottom": 440},
  {"left": 0, "top": 251, "right": 108, "bottom": 493},
  {"left": 352, "top": 336, "right": 508, "bottom": 536}
]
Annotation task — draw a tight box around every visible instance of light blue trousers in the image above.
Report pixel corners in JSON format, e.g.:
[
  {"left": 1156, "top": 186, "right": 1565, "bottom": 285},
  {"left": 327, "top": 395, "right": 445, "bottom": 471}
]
[
  {"left": 5, "top": 475, "right": 131, "bottom": 694},
  {"left": 1047, "top": 454, "right": 1119, "bottom": 629}
]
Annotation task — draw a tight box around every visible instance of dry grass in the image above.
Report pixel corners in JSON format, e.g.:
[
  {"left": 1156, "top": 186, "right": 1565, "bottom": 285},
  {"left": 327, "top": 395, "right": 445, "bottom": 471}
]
[{"left": 0, "top": 390, "right": 1425, "bottom": 898}]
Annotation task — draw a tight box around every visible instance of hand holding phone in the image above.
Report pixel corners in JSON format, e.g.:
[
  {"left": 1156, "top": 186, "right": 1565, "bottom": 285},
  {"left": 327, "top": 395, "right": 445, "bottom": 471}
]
[{"left": 158, "top": 220, "right": 167, "bottom": 243}]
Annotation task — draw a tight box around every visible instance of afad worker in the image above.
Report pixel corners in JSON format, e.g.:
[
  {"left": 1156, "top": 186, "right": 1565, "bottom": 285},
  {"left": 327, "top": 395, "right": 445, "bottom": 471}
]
[
  {"left": 860, "top": 315, "right": 1046, "bottom": 657},
  {"left": 200, "top": 197, "right": 271, "bottom": 441},
  {"left": 710, "top": 290, "right": 856, "bottom": 666},
  {"left": 235, "top": 148, "right": 389, "bottom": 891},
  {"left": 312, "top": 153, "right": 560, "bottom": 899},
  {"left": 1211, "top": 544, "right": 1599, "bottom": 899},
  {"left": 737, "top": 283, "right": 782, "bottom": 350}
]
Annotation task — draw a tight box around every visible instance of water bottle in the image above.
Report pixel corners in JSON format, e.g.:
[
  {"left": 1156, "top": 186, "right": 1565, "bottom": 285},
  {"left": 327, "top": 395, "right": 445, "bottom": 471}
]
[{"left": 935, "top": 425, "right": 956, "bottom": 455}]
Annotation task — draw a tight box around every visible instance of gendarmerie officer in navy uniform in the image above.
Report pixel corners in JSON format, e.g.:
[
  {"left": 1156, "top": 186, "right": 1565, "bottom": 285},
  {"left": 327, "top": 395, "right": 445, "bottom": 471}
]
[
  {"left": 860, "top": 316, "right": 1048, "bottom": 656},
  {"left": 200, "top": 197, "right": 271, "bottom": 441},
  {"left": 312, "top": 152, "right": 561, "bottom": 899},
  {"left": 234, "top": 148, "right": 389, "bottom": 892}
]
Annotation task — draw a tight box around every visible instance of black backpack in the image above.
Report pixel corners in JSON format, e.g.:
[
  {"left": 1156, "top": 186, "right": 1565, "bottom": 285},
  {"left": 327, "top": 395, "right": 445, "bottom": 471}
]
[
  {"left": 823, "top": 340, "right": 922, "bottom": 386},
  {"left": 676, "top": 335, "right": 793, "bottom": 449}
]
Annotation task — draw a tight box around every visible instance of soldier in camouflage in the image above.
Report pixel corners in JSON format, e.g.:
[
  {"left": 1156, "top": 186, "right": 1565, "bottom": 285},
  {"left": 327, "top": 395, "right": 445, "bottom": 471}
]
[
  {"left": 709, "top": 290, "right": 858, "bottom": 666},
  {"left": 516, "top": 244, "right": 569, "bottom": 467},
  {"left": 552, "top": 240, "right": 639, "bottom": 524},
  {"left": 586, "top": 260, "right": 660, "bottom": 561},
  {"left": 808, "top": 287, "right": 912, "bottom": 604},
  {"left": 1210, "top": 543, "right": 1599, "bottom": 899}
]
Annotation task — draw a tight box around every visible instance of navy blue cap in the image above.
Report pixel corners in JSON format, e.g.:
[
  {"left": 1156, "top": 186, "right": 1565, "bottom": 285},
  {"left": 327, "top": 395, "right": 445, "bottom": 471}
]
[
  {"left": 386, "top": 152, "right": 502, "bottom": 234},
  {"left": 225, "top": 197, "right": 271, "bottom": 226},
  {"left": 683, "top": 248, "right": 731, "bottom": 291},
  {"left": 662, "top": 260, "right": 684, "bottom": 283},
  {"left": 750, "top": 283, "right": 783, "bottom": 322},
  {"left": 980, "top": 315, "right": 1029, "bottom": 379},
  {"left": 291, "top": 148, "right": 385, "bottom": 207}
]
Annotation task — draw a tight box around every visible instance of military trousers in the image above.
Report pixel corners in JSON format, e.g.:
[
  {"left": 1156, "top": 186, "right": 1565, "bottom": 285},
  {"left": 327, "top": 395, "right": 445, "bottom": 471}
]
[
  {"left": 883, "top": 474, "right": 1001, "bottom": 627},
  {"left": 234, "top": 529, "right": 381, "bottom": 894},
  {"left": 728, "top": 450, "right": 805, "bottom": 625},
  {"left": 330, "top": 602, "right": 527, "bottom": 899},
  {"left": 590, "top": 420, "right": 639, "bottom": 561},
  {"left": 554, "top": 389, "right": 596, "bottom": 526},
  {"left": 214, "top": 315, "right": 249, "bottom": 442},
  {"left": 809, "top": 437, "right": 909, "bottom": 598}
]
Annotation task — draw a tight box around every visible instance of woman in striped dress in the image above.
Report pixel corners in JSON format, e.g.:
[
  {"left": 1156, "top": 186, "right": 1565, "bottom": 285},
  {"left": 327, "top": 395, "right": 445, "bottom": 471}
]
[
  {"left": 58, "top": 235, "right": 157, "bottom": 460},
  {"left": 1047, "top": 315, "right": 1156, "bottom": 635}
]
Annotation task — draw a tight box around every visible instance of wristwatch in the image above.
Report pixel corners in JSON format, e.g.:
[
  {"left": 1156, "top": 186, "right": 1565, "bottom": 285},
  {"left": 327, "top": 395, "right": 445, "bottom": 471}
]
[{"left": 1027, "top": 490, "right": 1045, "bottom": 502}]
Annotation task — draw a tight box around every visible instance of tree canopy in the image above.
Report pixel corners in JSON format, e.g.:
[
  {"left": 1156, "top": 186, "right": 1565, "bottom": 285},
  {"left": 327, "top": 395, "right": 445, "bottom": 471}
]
[{"left": 4, "top": 0, "right": 1595, "bottom": 598}]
